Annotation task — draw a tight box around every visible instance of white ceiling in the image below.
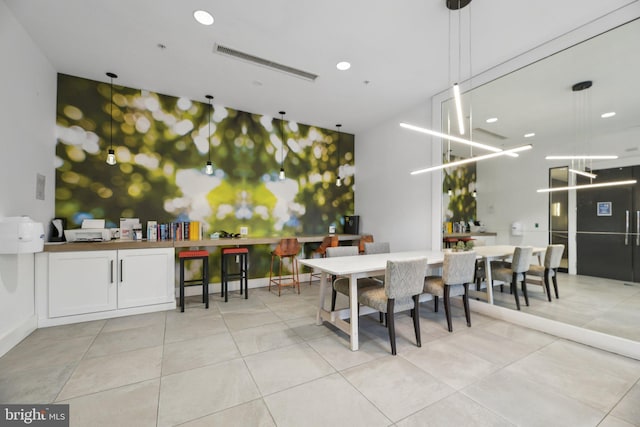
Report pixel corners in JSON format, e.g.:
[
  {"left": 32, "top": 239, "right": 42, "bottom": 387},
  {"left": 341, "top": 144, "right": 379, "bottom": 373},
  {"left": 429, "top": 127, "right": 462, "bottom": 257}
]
[{"left": 4, "top": 0, "right": 638, "bottom": 134}]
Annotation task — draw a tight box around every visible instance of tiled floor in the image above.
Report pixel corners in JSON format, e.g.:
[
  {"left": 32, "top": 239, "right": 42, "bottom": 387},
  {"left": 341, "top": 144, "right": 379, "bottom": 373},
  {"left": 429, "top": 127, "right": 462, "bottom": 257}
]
[
  {"left": 490, "top": 272, "right": 640, "bottom": 342},
  {"left": 1, "top": 283, "right": 639, "bottom": 426}
]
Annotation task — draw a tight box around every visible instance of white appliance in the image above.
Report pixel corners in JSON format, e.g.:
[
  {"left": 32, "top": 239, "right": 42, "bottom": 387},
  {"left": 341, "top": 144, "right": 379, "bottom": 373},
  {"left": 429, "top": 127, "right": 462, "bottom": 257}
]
[
  {"left": 64, "top": 219, "right": 111, "bottom": 242},
  {"left": 0, "top": 216, "right": 45, "bottom": 253}
]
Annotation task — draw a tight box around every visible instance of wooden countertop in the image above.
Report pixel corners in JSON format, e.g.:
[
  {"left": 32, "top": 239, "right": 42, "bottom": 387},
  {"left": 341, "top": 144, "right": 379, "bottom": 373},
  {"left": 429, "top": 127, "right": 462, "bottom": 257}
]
[
  {"left": 443, "top": 232, "right": 497, "bottom": 238},
  {"left": 43, "top": 234, "right": 362, "bottom": 252}
]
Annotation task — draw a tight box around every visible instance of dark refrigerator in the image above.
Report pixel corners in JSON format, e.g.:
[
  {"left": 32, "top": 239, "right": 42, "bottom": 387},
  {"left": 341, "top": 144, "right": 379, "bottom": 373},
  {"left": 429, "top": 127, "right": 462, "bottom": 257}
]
[{"left": 576, "top": 166, "right": 640, "bottom": 282}]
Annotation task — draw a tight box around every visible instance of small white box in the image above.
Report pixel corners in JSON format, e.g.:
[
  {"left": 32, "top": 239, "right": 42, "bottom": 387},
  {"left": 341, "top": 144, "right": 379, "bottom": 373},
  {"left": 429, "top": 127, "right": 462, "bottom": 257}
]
[{"left": 240, "top": 226, "right": 248, "bottom": 236}]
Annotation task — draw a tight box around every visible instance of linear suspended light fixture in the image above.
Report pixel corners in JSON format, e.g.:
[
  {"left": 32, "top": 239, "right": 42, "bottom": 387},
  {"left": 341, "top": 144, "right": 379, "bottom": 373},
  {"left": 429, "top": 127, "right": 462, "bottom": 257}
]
[
  {"left": 400, "top": 122, "right": 518, "bottom": 157},
  {"left": 452, "top": 83, "right": 465, "bottom": 135},
  {"left": 411, "top": 144, "right": 532, "bottom": 175},
  {"left": 568, "top": 168, "right": 597, "bottom": 179},
  {"left": 204, "top": 95, "right": 214, "bottom": 175},
  {"left": 546, "top": 155, "right": 618, "bottom": 160},
  {"left": 105, "top": 72, "right": 118, "bottom": 165},
  {"left": 537, "top": 179, "right": 636, "bottom": 193}
]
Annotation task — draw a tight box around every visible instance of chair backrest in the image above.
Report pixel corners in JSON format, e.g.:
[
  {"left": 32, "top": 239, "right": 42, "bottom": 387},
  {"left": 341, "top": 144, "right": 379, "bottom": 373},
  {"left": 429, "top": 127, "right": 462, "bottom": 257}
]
[
  {"left": 364, "top": 241, "right": 390, "bottom": 255},
  {"left": 544, "top": 244, "right": 564, "bottom": 269},
  {"left": 273, "top": 238, "right": 301, "bottom": 256},
  {"left": 316, "top": 235, "right": 339, "bottom": 254},
  {"left": 442, "top": 251, "right": 477, "bottom": 285},
  {"left": 326, "top": 246, "right": 359, "bottom": 258},
  {"left": 511, "top": 246, "right": 533, "bottom": 273},
  {"left": 358, "top": 234, "right": 374, "bottom": 253},
  {"left": 385, "top": 257, "right": 428, "bottom": 299}
]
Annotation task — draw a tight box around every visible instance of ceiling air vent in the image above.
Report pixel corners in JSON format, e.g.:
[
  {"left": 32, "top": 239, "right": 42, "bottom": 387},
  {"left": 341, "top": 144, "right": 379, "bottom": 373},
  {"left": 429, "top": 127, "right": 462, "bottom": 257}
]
[
  {"left": 214, "top": 44, "right": 318, "bottom": 82},
  {"left": 472, "top": 127, "right": 508, "bottom": 141}
]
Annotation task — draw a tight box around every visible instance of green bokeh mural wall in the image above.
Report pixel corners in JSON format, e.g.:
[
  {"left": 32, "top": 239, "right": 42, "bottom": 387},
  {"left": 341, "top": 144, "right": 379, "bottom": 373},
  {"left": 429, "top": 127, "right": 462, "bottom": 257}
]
[{"left": 55, "top": 73, "right": 355, "bottom": 280}]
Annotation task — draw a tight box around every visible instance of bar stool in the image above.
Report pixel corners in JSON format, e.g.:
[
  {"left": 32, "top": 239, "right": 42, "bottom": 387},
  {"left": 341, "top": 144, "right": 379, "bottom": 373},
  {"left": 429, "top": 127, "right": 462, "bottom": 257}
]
[
  {"left": 178, "top": 250, "right": 209, "bottom": 312},
  {"left": 269, "top": 238, "right": 301, "bottom": 296},
  {"left": 443, "top": 237, "right": 458, "bottom": 248},
  {"left": 308, "top": 235, "right": 339, "bottom": 285},
  {"left": 220, "top": 247, "right": 249, "bottom": 302},
  {"left": 358, "top": 234, "right": 374, "bottom": 254}
]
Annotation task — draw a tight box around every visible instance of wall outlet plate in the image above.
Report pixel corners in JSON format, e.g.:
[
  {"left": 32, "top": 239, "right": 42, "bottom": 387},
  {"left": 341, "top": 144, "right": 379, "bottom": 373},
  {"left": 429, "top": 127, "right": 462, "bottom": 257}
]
[{"left": 240, "top": 226, "right": 248, "bottom": 236}]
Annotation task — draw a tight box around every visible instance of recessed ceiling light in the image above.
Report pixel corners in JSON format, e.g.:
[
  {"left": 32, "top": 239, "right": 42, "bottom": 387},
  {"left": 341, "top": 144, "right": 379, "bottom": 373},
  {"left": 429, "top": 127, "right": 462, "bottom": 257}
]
[
  {"left": 486, "top": 117, "right": 498, "bottom": 123},
  {"left": 193, "top": 10, "right": 214, "bottom": 26},
  {"left": 336, "top": 61, "right": 351, "bottom": 71},
  {"left": 601, "top": 111, "right": 616, "bottom": 118},
  {"left": 524, "top": 132, "right": 535, "bottom": 138}
]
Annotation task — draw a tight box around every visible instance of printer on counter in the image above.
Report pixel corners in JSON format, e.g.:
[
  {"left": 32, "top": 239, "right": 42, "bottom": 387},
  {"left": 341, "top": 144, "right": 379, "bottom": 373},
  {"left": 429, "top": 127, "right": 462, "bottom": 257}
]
[
  {"left": 0, "top": 216, "right": 45, "bottom": 254},
  {"left": 64, "top": 219, "right": 111, "bottom": 242}
]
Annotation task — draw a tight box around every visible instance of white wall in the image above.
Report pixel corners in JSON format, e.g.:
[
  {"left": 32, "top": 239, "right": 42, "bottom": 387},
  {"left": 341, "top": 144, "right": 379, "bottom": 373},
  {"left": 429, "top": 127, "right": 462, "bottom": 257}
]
[
  {"left": 0, "top": 0, "right": 56, "bottom": 356},
  {"left": 355, "top": 101, "right": 437, "bottom": 251}
]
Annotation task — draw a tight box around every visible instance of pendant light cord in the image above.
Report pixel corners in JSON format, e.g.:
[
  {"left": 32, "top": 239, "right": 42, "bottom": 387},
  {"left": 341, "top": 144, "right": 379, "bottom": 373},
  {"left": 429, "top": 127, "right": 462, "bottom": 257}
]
[{"left": 109, "top": 77, "right": 114, "bottom": 150}]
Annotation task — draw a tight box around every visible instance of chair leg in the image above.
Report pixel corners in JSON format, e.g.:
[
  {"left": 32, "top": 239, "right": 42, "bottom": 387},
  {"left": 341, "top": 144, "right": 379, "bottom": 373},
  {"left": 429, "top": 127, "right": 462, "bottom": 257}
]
[
  {"left": 204, "top": 258, "right": 209, "bottom": 309},
  {"left": 387, "top": 299, "right": 396, "bottom": 355},
  {"left": 463, "top": 283, "right": 471, "bottom": 327},
  {"left": 543, "top": 269, "right": 552, "bottom": 302},
  {"left": 179, "top": 259, "right": 185, "bottom": 313},
  {"left": 412, "top": 295, "right": 421, "bottom": 347},
  {"left": 500, "top": 284, "right": 504, "bottom": 293},
  {"left": 552, "top": 270, "right": 559, "bottom": 298},
  {"left": 278, "top": 256, "right": 283, "bottom": 296},
  {"left": 331, "top": 289, "right": 337, "bottom": 311},
  {"left": 379, "top": 312, "right": 384, "bottom": 324},
  {"left": 521, "top": 273, "right": 529, "bottom": 306},
  {"left": 511, "top": 273, "right": 521, "bottom": 310},
  {"left": 244, "top": 254, "right": 248, "bottom": 299},
  {"left": 269, "top": 255, "right": 274, "bottom": 292},
  {"left": 434, "top": 296, "right": 439, "bottom": 313},
  {"left": 444, "top": 286, "right": 453, "bottom": 332}
]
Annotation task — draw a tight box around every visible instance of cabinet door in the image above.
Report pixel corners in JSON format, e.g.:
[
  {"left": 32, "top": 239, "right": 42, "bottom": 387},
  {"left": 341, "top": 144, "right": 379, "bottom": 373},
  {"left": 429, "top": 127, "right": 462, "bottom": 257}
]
[
  {"left": 49, "top": 251, "right": 117, "bottom": 317},
  {"left": 117, "top": 248, "right": 175, "bottom": 309}
]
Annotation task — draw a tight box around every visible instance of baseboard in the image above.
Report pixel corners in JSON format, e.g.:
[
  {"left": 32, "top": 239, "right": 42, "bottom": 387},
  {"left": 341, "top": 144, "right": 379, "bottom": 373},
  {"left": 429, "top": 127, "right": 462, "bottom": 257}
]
[
  {"left": 469, "top": 299, "right": 640, "bottom": 361},
  {"left": 0, "top": 314, "right": 37, "bottom": 358}
]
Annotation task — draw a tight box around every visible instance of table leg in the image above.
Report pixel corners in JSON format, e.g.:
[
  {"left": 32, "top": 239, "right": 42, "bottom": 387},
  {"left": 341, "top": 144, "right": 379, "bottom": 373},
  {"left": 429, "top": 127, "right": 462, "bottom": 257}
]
[
  {"left": 317, "top": 271, "right": 327, "bottom": 326},
  {"left": 349, "top": 273, "right": 359, "bottom": 351},
  {"left": 485, "top": 258, "right": 494, "bottom": 304}
]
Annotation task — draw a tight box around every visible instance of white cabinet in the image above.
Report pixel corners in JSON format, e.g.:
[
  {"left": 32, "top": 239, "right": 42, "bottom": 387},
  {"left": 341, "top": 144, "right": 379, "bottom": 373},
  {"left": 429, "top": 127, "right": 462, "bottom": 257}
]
[
  {"left": 117, "top": 248, "right": 174, "bottom": 309},
  {"left": 44, "top": 247, "right": 175, "bottom": 320},
  {"left": 49, "top": 251, "right": 117, "bottom": 317}
]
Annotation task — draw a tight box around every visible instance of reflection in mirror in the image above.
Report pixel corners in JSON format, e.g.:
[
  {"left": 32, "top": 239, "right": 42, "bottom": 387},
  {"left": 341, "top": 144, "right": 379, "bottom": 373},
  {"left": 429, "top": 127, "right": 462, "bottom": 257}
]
[
  {"left": 441, "top": 18, "right": 640, "bottom": 345},
  {"left": 549, "top": 167, "right": 569, "bottom": 271}
]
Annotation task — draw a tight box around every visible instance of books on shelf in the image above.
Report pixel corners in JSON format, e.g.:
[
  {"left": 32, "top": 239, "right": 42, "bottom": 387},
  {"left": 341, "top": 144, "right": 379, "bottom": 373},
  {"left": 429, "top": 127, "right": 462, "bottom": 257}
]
[{"left": 147, "top": 221, "right": 203, "bottom": 241}]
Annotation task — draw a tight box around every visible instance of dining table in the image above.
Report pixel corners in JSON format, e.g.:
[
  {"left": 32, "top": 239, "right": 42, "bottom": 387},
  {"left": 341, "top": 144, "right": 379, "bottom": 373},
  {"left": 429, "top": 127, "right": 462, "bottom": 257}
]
[
  {"left": 299, "top": 245, "right": 547, "bottom": 351},
  {"left": 299, "top": 250, "right": 444, "bottom": 351}
]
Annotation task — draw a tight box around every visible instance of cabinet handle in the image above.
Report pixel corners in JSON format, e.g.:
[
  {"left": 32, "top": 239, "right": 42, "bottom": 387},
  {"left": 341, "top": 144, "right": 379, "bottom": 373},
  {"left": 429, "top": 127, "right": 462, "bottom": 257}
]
[
  {"left": 636, "top": 211, "right": 639, "bottom": 246},
  {"left": 110, "top": 260, "right": 114, "bottom": 283},
  {"left": 120, "top": 259, "right": 123, "bottom": 283},
  {"left": 625, "top": 210, "right": 630, "bottom": 246}
]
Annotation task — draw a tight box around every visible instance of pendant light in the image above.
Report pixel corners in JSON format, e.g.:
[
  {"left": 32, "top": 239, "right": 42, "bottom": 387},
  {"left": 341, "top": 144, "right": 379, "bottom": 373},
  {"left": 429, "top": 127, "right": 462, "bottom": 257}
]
[
  {"left": 540, "top": 80, "right": 627, "bottom": 192},
  {"left": 105, "top": 72, "right": 118, "bottom": 165},
  {"left": 448, "top": 0, "right": 473, "bottom": 136},
  {"left": 279, "top": 111, "right": 286, "bottom": 180},
  {"left": 204, "top": 95, "right": 214, "bottom": 175},
  {"left": 335, "top": 124, "right": 342, "bottom": 187}
]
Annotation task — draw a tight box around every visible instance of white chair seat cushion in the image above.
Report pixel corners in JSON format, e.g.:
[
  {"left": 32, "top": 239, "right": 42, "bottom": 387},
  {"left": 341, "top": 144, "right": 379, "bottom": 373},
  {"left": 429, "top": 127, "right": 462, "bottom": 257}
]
[
  {"left": 491, "top": 266, "right": 524, "bottom": 282},
  {"left": 358, "top": 286, "right": 414, "bottom": 313},
  {"left": 527, "top": 264, "right": 555, "bottom": 277},
  {"left": 422, "top": 276, "right": 465, "bottom": 297},
  {"left": 333, "top": 277, "right": 382, "bottom": 296}
]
